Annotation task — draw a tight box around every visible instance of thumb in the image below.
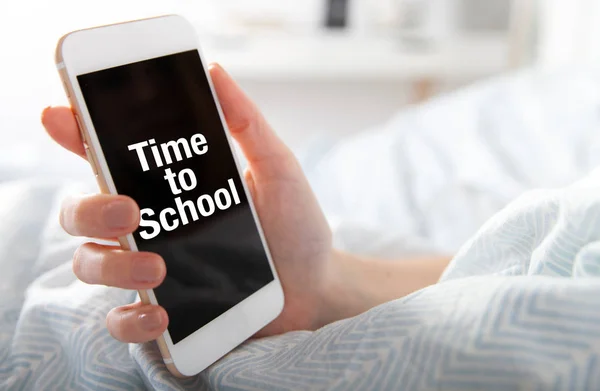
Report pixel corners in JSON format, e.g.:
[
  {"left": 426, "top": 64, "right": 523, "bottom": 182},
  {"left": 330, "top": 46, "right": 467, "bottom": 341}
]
[{"left": 209, "top": 63, "right": 295, "bottom": 179}]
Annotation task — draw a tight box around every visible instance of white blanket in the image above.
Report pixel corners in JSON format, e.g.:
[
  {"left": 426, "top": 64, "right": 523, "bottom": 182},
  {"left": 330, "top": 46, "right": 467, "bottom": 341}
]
[{"left": 303, "top": 67, "right": 600, "bottom": 256}]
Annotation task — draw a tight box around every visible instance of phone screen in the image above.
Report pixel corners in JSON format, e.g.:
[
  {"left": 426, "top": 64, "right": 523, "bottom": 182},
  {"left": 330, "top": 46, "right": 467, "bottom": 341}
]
[{"left": 77, "top": 50, "right": 275, "bottom": 345}]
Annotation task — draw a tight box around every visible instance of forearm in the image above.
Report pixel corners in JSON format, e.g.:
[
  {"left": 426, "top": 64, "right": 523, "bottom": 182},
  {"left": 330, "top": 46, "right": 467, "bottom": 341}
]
[{"left": 317, "top": 250, "right": 452, "bottom": 327}]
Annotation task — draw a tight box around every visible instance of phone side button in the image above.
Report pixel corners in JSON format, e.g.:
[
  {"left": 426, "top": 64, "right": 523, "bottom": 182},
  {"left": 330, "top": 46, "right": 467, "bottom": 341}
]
[
  {"left": 62, "top": 80, "right": 71, "bottom": 99},
  {"left": 73, "top": 114, "right": 86, "bottom": 143},
  {"left": 83, "top": 145, "right": 99, "bottom": 175}
]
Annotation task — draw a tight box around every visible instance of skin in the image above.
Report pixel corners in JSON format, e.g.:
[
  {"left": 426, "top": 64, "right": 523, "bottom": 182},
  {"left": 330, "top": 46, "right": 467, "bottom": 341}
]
[{"left": 41, "top": 63, "right": 451, "bottom": 344}]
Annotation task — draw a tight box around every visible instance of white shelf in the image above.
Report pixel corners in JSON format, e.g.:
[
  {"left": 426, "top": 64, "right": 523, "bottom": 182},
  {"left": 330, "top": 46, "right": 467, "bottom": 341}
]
[{"left": 202, "top": 31, "right": 510, "bottom": 82}]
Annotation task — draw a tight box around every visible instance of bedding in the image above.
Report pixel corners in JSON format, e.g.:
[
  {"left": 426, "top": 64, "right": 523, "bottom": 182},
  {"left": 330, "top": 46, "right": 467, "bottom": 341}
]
[{"left": 2, "top": 67, "right": 600, "bottom": 390}]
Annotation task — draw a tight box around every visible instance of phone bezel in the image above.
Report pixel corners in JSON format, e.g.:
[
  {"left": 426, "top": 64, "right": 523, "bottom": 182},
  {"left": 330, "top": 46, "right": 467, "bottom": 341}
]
[{"left": 56, "top": 14, "right": 284, "bottom": 377}]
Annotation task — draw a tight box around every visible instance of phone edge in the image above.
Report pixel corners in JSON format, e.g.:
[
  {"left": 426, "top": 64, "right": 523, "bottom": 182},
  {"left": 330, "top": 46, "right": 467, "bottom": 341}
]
[{"left": 55, "top": 21, "right": 186, "bottom": 378}]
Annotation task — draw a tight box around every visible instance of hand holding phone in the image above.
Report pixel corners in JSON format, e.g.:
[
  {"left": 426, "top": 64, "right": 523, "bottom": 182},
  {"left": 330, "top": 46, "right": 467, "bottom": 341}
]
[{"left": 47, "top": 16, "right": 333, "bottom": 376}]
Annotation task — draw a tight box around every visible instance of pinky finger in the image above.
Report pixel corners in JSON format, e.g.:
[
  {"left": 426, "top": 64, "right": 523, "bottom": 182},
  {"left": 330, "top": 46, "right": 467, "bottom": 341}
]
[{"left": 106, "top": 302, "right": 168, "bottom": 343}]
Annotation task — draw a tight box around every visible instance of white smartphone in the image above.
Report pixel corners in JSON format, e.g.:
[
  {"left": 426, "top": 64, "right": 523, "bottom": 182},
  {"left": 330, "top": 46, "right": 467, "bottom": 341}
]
[{"left": 55, "top": 15, "right": 284, "bottom": 377}]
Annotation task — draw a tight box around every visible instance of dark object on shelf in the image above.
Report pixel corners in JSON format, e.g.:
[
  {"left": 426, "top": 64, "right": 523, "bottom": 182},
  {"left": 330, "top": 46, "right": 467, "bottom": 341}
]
[{"left": 325, "top": 0, "right": 348, "bottom": 28}]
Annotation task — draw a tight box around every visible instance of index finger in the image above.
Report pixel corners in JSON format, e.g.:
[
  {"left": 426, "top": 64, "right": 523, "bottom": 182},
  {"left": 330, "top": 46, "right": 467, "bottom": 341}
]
[{"left": 41, "top": 106, "right": 86, "bottom": 159}]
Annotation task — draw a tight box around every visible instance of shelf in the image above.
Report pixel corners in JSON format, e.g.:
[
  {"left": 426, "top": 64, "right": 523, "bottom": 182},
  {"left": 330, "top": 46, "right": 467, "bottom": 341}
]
[{"left": 201, "top": 31, "right": 510, "bottom": 82}]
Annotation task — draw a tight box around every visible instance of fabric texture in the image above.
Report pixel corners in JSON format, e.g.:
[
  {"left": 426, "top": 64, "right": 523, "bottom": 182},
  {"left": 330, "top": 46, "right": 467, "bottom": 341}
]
[{"left": 3, "top": 171, "right": 600, "bottom": 390}]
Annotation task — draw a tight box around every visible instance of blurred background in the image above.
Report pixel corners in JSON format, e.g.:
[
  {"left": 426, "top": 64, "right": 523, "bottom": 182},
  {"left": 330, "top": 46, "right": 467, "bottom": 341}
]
[{"left": 0, "top": 0, "right": 598, "bottom": 176}]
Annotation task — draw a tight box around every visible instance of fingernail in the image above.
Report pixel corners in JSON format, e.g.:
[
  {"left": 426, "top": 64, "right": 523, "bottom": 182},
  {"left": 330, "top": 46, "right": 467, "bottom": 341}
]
[
  {"left": 139, "top": 311, "right": 163, "bottom": 331},
  {"left": 103, "top": 200, "right": 137, "bottom": 230},
  {"left": 132, "top": 256, "right": 164, "bottom": 283}
]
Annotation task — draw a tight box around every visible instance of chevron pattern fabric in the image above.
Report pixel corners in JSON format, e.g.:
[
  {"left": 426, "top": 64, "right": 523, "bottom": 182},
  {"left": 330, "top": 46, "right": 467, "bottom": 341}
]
[{"left": 2, "top": 167, "right": 600, "bottom": 390}]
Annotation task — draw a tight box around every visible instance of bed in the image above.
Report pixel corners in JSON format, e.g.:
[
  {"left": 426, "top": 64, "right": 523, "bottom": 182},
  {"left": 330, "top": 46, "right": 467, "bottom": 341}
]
[{"left": 2, "top": 67, "right": 600, "bottom": 390}]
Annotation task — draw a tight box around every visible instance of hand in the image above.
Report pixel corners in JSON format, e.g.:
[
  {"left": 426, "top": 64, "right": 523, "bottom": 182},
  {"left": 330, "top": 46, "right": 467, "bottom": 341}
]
[{"left": 41, "top": 63, "right": 333, "bottom": 343}]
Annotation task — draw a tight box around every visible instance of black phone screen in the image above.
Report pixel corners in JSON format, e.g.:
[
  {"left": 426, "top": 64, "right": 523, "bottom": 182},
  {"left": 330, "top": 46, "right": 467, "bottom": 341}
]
[{"left": 77, "top": 50, "right": 275, "bottom": 345}]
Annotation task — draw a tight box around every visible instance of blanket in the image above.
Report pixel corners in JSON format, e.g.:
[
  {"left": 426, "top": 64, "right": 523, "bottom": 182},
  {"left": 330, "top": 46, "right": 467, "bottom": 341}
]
[{"left": 2, "top": 169, "right": 600, "bottom": 390}]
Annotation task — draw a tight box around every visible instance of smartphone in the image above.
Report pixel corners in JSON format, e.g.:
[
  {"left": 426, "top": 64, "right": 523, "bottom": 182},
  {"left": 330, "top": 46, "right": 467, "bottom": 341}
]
[{"left": 55, "top": 15, "right": 284, "bottom": 377}]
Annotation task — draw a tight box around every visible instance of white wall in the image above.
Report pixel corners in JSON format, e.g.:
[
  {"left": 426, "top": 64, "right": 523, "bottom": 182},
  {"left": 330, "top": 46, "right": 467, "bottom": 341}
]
[
  {"left": 239, "top": 80, "right": 413, "bottom": 148},
  {"left": 536, "top": 0, "right": 600, "bottom": 68}
]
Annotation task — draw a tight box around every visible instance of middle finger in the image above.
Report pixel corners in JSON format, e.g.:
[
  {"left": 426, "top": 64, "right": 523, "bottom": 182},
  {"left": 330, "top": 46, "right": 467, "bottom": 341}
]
[{"left": 73, "top": 242, "right": 166, "bottom": 289}]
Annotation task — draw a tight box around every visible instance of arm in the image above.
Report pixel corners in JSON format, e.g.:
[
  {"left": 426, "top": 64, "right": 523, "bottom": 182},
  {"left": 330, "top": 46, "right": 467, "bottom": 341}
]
[{"left": 320, "top": 251, "right": 451, "bottom": 327}]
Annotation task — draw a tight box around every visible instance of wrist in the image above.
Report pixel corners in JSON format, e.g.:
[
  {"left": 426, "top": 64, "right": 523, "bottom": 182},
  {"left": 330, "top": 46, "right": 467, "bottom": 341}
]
[
  {"left": 314, "top": 249, "right": 452, "bottom": 329},
  {"left": 316, "top": 249, "right": 367, "bottom": 328}
]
